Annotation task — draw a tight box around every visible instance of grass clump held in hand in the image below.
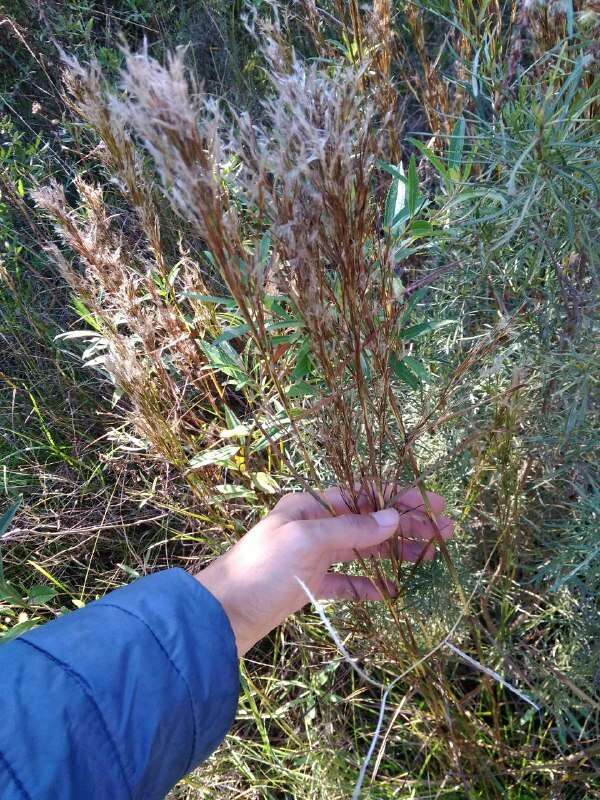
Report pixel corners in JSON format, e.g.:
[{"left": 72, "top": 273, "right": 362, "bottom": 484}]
[{"left": 42, "top": 22, "right": 501, "bottom": 525}]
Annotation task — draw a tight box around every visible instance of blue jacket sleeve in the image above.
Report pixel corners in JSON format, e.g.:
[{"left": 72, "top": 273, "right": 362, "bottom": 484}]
[{"left": 0, "top": 568, "right": 239, "bottom": 800}]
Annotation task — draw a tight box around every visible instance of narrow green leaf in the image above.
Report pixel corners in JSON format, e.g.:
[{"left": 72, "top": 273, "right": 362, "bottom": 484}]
[
  {"left": 384, "top": 162, "right": 406, "bottom": 229},
  {"left": 199, "top": 340, "right": 246, "bottom": 383},
  {"left": 202, "top": 250, "right": 219, "bottom": 270},
  {"left": 266, "top": 320, "right": 304, "bottom": 333},
  {"left": 405, "top": 286, "right": 429, "bottom": 314},
  {"left": 250, "top": 426, "right": 286, "bottom": 453},
  {"left": 258, "top": 232, "right": 271, "bottom": 264},
  {"left": 390, "top": 353, "right": 419, "bottom": 389},
  {"left": 252, "top": 472, "right": 279, "bottom": 494},
  {"left": 117, "top": 564, "right": 141, "bottom": 579},
  {"left": 410, "top": 139, "right": 449, "bottom": 180},
  {"left": 27, "top": 586, "right": 57, "bottom": 604},
  {"left": 391, "top": 207, "right": 411, "bottom": 230},
  {"left": 0, "top": 500, "right": 21, "bottom": 538},
  {"left": 286, "top": 381, "right": 316, "bottom": 398},
  {"left": 408, "top": 220, "right": 444, "bottom": 240},
  {"left": 263, "top": 295, "right": 294, "bottom": 319},
  {"left": 0, "top": 619, "right": 40, "bottom": 642},
  {"left": 407, "top": 155, "right": 419, "bottom": 216},
  {"left": 0, "top": 580, "right": 23, "bottom": 604},
  {"left": 378, "top": 161, "right": 405, "bottom": 179},
  {"left": 189, "top": 445, "right": 240, "bottom": 469},
  {"left": 403, "top": 356, "right": 434, "bottom": 384},
  {"left": 215, "top": 324, "right": 251, "bottom": 343},
  {"left": 448, "top": 117, "right": 466, "bottom": 170},
  {"left": 269, "top": 333, "right": 302, "bottom": 345},
  {"left": 566, "top": 0, "right": 574, "bottom": 38},
  {"left": 399, "top": 319, "right": 454, "bottom": 341},
  {"left": 215, "top": 484, "right": 256, "bottom": 500},
  {"left": 180, "top": 292, "right": 237, "bottom": 307},
  {"left": 293, "top": 339, "right": 313, "bottom": 380}
]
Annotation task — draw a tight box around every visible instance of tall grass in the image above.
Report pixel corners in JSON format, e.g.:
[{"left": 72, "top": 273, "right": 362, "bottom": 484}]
[{"left": 1, "top": 1, "right": 599, "bottom": 798}]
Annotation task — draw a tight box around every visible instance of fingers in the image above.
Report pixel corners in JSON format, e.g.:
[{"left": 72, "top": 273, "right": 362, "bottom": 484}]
[
  {"left": 391, "top": 487, "right": 445, "bottom": 517},
  {"left": 296, "top": 507, "right": 400, "bottom": 551},
  {"left": 333, "top": 515, "right": 454, "bottom": 563},
  {"left": 272, "top": 484, "right": 446, "bottom": 522},
  {"left": 318, "top": 572, "right": 397, "bottom": 601},
  {"left": 395, "top": 511, "right": 453, "bottom": 541},
  {"left": 271, "top": 485, "right": 373, "bottom": 521}
]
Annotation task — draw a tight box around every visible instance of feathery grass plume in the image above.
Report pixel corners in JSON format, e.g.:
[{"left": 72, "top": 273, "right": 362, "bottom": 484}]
[
  {"left": 60, "top": 54, "right": 167, "bottom": 274},
  {"left": 32, "top": 177, "right": 225, "bottom": 505},
  {"left": 115, "top": 46, "right": 390, "bottom": 506},
  {"left": 114, "top": 28, "right": 514, "bottom": 520}
]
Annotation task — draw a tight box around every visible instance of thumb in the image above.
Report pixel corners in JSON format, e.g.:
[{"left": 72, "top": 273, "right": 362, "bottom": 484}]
[{"left": 303, "top": 507, "right": 400, "bottom": 551}]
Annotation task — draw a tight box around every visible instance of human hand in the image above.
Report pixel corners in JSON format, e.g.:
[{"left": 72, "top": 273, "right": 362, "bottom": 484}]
[{"left": 195, "top": 486, "right": 454, "bottom": 656}]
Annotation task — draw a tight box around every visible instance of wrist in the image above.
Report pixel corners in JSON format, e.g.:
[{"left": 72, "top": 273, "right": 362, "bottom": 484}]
[{"left": 194, "top": 563, "right": 250, "bottom": 657}]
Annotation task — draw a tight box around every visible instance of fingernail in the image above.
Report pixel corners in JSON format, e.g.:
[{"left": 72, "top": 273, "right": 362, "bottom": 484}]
[{"left": 371, "top": 508, "right": 399, "bottom": 528}]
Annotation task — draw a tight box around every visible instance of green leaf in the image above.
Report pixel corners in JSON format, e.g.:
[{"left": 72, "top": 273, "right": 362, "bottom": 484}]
[
  {"left": 224, "top": 405, "right": 241, "bottom": 431},
  {"left": 215, "top": 484, "right": 256, "bottom": 500},
  {"left": 70, "top": 297, "right": 102, "bottom": 331},
  {"left": 293, "top": 339, "right": 313, "bottom": 380},
  {"left": 252, "top": 472, "right": 279, "bottom": 494},
  {"left": 180, "top": 292, "right": 237, "bottom": 308},
  {"left": 564, "top": 378, "right": 589, "bottom": 438},
  {"left": 405, "top": 286, "right": 429, "bottom": 314},
  {"left": 0, "top": 618, "right": 39, "bottom": 642},
  {"left": 117, "top": 564, "right": 141, "bottom": 579},
  {"left": 402, "top": 356, "right": 434, "bottom": 384},
  {"left": 215, "top": 324, "right": 251, "bottom": 343},
  {"left": 0, "top": 580, "right": 23, "bottom": 604},
  {"left": 266, "top": 320, "right": 304, "bottom": 333},
  {"left": 399, "top": 319, "right": 454, "bottom": 341},
  {"left": 250, "top": 426, "right": 286, "bottom": 453},
  {"left": 407, "top": 154, "right": 420, "bottom": 216},
  {"left": 566, "top": 0, "right": 574, "bottom": 38},
  {"left": 390, "top": 207, "right": 411, "bottom": 230},
  {"left": 390, "top": 353, "right": 419, "bottom": 389},
  {"left": 407, "top": 220, "right": 443, "bottom": 240},
  {"left": 199, "top": 340, "right": 247, "bottom": 384},
  {"left": 27, "top": 586, "right": 57, "bottom": 605},
  {"left": 258, "top": 232, "right": 271, "bottom": 264},
  {"left": 384, "top": 162, "right": 406, "bottom": 229},
  {"left": 378, "top": 161, "right": 405, "bottom": 179},
  {"left": 189, "top": 445, "right": 240, "bottom": 469},
  {"left": 448, "top": 117, "right": 466, "bottom": 170},
  {"left": 0, "top": 500, "right": 20, "bottom": 538},
  {"left": 410, "top": 139, "right": 449, "bottom": 181},
  {"left": 263, "top": 295, "right": 294, "bottom": 319},
  {"left": 286, "top": 381, "right": 316, "bottom": 398},
  {"left": 202, "top": 250, "right": 219, "bottom": 270},
  {"left": 269, "top": 332, "right": 302, "bottom": 345}
]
